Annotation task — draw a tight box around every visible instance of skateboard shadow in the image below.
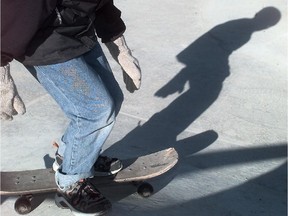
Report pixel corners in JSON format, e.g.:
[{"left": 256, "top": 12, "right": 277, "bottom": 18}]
[{"left": 102, "top": 7, "right": 283, "bottom": 200}]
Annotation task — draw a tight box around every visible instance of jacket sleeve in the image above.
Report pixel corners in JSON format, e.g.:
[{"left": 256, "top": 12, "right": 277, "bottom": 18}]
[
  {"left": 1, "top": 0, "right": 57, "bottom": 66},
  {"left": 93, "top": 1, "right": 126, "bottom": 43},
  {"left": 60, "top": 0, "right": 126, "bottom": 43}
]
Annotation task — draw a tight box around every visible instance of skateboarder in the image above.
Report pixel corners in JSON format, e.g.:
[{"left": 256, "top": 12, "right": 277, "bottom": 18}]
[{"left": 1, "top": 0, "right": 141, "bottom": 215}]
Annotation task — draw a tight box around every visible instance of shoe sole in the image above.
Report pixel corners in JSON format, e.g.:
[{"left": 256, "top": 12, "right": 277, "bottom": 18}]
[{"left": 93, "top": 163, "right": 123, "bottom": 176}]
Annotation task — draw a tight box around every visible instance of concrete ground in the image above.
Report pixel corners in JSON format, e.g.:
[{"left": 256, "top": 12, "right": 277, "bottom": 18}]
[{"left": 1, "top": 0, "right": 287, "bottom": 215}]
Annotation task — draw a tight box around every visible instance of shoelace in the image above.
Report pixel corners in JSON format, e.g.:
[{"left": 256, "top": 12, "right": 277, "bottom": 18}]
[{"left": 70, "top": 180, "right": 102, "bottom": 205}]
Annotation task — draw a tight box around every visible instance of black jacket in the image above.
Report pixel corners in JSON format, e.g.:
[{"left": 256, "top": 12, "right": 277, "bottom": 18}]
[{"left": 1, "top": 0, "right": 126, "bottom": 66}]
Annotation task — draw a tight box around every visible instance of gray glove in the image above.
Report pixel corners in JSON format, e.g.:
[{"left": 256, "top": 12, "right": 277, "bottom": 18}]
[
  {"left": 105, "top": 35, "right": 141, "bottom": 93},
  {"left": 0, "top": 64, "right": 26, "bottom": 120}
]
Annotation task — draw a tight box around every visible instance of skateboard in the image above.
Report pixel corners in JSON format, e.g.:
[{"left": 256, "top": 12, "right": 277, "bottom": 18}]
[{"left": 0, "top": 148, "right": 178, "bottom": 215}]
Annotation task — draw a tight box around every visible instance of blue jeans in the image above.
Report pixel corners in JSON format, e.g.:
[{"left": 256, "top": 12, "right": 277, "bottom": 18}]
[{"left": 26, "top": 43, "right": 123, "bottom": 190}]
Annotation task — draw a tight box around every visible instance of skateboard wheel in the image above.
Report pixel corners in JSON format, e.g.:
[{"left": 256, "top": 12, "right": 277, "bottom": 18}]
[
  {"left": 14, "top": 196, "right": 32, "bottom": 215},
  {"left": 137, "top": 182, "right": 154, "bottom": 198}
]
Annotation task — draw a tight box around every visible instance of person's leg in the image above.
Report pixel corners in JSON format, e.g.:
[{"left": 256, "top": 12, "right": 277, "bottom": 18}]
[
  {"left": 26, "top": 54, "right": 116, "bottom": 189},
  {"left": 83, "top": 42, "right": 124, "bottom": 116},
  {"left": 54, "top": 43, "right": 123, "bottom": 166}
]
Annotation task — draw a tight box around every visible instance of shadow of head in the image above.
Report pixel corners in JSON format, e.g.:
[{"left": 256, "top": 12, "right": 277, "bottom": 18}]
[{"left": 252, "top": 7, "right": 281, "bottom": 31}]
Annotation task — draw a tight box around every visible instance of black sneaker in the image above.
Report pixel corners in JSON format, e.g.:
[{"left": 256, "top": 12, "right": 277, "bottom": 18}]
[
  {"left": 55, "top": 178, "right": 111, "bottom": 215},
  {"left": 93, "top": 156, "right": 123, "bottom": 176},
  {"left": 53, "top": 151, "right": 123, "bottom": 176}
]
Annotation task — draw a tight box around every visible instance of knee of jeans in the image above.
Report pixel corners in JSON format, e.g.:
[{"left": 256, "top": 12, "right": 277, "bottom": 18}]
[{"left": 81, "top": 98, "right": 116, "bottom": 125}]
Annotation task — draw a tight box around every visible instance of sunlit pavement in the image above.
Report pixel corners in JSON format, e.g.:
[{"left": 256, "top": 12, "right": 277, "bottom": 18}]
[{"left": 1, "top": 1, "right": 287, "bottom": 215}]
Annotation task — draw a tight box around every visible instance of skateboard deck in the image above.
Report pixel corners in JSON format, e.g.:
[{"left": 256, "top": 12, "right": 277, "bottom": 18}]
[{"left": 1, "top": 148, "right": 178, "bottom": 196}]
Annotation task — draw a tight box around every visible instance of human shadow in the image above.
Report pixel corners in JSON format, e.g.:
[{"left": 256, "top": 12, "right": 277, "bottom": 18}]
[
  {"left": 101, "top": 7, "right": 283, "bottom": 201},
  {"left": 104, "top": 6, "right": 281, "bottom": 161}
]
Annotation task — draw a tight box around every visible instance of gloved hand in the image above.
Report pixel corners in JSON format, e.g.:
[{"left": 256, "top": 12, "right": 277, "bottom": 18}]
[
  {"left": 0, "top": 64, "right": 26, "bottom": 120},
  {"left": 105, "top": 35, "right": 141, "bottom": 93}
]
